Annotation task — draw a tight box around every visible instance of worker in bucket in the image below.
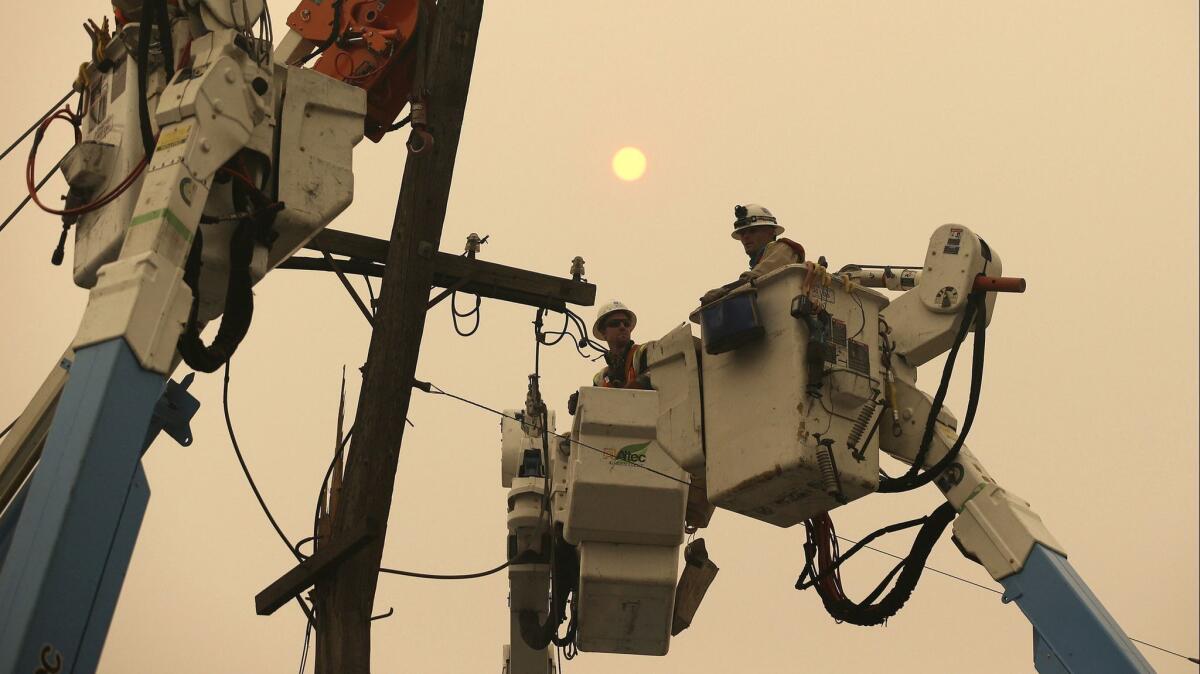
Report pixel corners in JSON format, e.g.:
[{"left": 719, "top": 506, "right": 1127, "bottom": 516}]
[
  {"left": 700, "top": 204, "right": 806, "bottom": 306},
  {"left": 568, "top": 301, "right": 651, "bottom": 414},
  {"left": 590, "top": 300, "right": 652, "bottom": 389}
]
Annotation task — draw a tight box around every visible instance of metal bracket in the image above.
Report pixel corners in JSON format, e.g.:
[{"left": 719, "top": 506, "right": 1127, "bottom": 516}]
[{"left": 147, "top": 373, "right": 200, "bottom": 449}]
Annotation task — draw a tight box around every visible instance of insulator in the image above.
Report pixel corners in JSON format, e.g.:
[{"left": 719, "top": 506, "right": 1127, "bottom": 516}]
[
  {"left": 846, "top": 400, "right": 877, "bottom": 451},
  {"left": 816, "top": 444, "right": 839, "bottom": 498}
]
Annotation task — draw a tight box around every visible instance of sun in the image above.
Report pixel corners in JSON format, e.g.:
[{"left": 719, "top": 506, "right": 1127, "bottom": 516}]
[{"left": 612, "top": 147, "right": 647, "bottom": 181}]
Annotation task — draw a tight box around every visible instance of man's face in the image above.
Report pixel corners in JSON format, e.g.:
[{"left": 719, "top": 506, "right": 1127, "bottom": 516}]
[
  {"left": 602, "top": 311, "right": 633, "bottom": 350},
  {"left": 735, "top": 226, "right": 776, "bottom": 255}
]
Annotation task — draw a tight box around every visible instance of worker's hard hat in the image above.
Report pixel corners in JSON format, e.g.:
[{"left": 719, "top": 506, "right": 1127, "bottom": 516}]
[
  {"left": 731, "top": 203, "right": 785, "bottom": 239},
  {"left": 592, "top": 300, "right": 638, "bottom": 340}
]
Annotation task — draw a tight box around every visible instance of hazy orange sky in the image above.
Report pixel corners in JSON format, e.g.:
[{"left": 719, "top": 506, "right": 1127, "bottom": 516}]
[{"left": 0, "top": 2, "right": 1196, "bottom": 673}]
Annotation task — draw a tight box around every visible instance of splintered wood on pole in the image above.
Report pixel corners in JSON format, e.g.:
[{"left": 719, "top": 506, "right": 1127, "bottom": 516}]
[{"left": 313, "top": 1, "right": 486, "bottom": 672}]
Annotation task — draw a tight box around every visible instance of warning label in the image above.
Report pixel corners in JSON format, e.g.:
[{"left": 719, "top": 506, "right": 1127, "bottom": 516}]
[{"left": 156, "top": 123, "right": 193, "bottom": 152}]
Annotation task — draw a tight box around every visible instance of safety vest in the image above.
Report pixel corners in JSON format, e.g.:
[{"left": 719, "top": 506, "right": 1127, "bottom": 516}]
[{"left": 594, "top": 343, "right": 647, "bottom": 388}]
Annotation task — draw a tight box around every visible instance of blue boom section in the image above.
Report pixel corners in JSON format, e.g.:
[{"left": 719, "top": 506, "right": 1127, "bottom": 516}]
[
  {"left": 0, "top": 339, "right": 166, "bottom": 674},
  {"left": 1000, "top": 544, "right": 1153, "bottom": 674}
]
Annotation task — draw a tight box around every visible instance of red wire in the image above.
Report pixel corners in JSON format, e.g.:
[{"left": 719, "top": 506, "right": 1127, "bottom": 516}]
[
  {"left": 814, "top": 514, "right": 849, "bottom": 602},
  {"left": 218, "top": 165, "right": 258, "bottom": 191},
  {"left": 25, "top": 107, "right": 150, "bottom": 217}
]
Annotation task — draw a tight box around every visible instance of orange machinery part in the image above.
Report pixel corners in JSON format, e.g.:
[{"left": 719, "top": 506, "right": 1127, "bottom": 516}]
[
  {"left": 973, "top": 276, "right": 1027, "bottom": 293},
  {"left": 287, "top": 0, "right": 422, "bottom": 141}
]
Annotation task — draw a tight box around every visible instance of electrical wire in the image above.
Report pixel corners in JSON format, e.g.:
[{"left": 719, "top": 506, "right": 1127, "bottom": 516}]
[
  {"left": 450, "top": 291, "right": 481, "bottom": 336},
  {"left": 414, "top": 380, "right": 692, "bottom": 487},
  {"left": 24, "top": 106, "right": 150, "bottom": 218},
  {"left": 312, "top": 427, "right": 355, "bottom": 553},
  {"left": 222, "top": 361, "right": 318, "bottom": 626},
  {"left": 0, "top": 417, "right": 15, "bottom": 439},
  {"left": 836, "top": 533, "right": 1199, "bottom": 665},
  {"left": 0, "top": 90, "right": 74, "bottom": 165},
  {"left": 297, "top": 621, "right": 312, "bottom": 674},
  {"left": 0, "top": 152, "right": 65, "bottom": 235},
  {"left": 535, "top": 306, "right": 608, "bottom": 361},
  {"left": 379, "top": 558, "right": 515, "bottom": 580},
  {"left": 223, "top": 361, "right": 303, "bottom": 563}
]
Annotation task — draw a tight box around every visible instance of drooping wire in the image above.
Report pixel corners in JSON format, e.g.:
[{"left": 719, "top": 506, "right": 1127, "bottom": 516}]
[
  {"left": 450, "top": 291, "right": 481, "bottom": 336},
  {"left": 24, "top": 103, "right": 150, "bottom": 219},
  {"left": 306, "top": 408, "right": 521, "bottom": 581},
  {"left": 224, "top": 361, "right": 303, "bottom": 562},
  {"left": 222, "top": 360, "right": 316, "bottom": 625},
  {"left": 535, "top": 306, "right": 608, "bottom": 361},
  {"left": 379, "top": 558, "right": 516, "bottom": 580}
]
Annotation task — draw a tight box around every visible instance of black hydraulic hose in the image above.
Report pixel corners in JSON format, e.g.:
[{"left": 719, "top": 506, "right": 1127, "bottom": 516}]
[
  {"left": 518, "top": 533, "right": 579, "bottom": 651},
  {"left": 878, "top": 291, "right": 987, "bottom": 493},
  {"left": 136, "top": 2, "right": 156, "bottom": 160},
  {"left": 802, "top": 502, "right": 957, "bottom": 626},
  {"left": 177, "top": 182, "right": 257, "bottom": 372},
  {"left": 154, "top": 0, "right": 175, "bottom": 79}
]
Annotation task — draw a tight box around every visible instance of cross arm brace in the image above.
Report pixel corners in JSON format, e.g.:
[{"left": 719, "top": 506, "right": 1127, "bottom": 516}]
[{"left": 290, "top": 229, "right": 596, "bottom": 310}]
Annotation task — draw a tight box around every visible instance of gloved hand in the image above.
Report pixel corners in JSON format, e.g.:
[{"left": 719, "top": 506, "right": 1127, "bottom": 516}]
[
  {"left": 567, "top": 391, "right": 579, "bottom": 415},
  {"left": 700, "top": 288, "right": 727, "bottom": 306}
]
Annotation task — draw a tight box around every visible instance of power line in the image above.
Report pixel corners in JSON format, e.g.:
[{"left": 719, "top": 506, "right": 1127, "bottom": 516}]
[
  {"left": 227, "top": 363, "right": 1194, "bottom": 664},
  {"left": 223, "top": 361, "right": 303, "bottom": 562},
  {"left": 0, "top": 153, "right": 66, "bottom": 235},
  {"left": 297, "top": 622, "right": 312, "bottom": 674},
  {"left": 837, "top": 534, "right": 1199, "bottom": 665},
  {"left": 835, "top": 534, "right": 1000, "bottom": 595},
  {"left": 380, "top": 558, "right": 515, "bottom": 580},
  {"left": 415, "top": 380, "right": 1195, "bottom": 665},
  {"left": 0, "top": 90, "right": 73, "bottom": 164},
  {"left": 416, "top": 380, "right": 693, "bottom": 487},
  {"left": 222, "top": 360, "right": 317, "bottom": 627}
]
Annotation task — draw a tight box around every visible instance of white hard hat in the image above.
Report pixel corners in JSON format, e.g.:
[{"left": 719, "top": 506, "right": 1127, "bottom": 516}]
[
  {"left": 592, "top": 300, "right": 638, "bottom": 340},
  {"left": 731, "top": 203, "right": 785, "bottom": 239}
]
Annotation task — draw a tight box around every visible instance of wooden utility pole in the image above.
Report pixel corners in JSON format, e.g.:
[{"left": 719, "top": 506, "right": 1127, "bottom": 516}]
[{"left": 313, "top": 1, "right": 485, "bottom": 671}]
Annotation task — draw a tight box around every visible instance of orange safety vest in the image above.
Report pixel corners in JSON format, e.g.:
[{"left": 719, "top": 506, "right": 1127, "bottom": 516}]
[{"left": 594, "top": 343, "right": 647, "bottom": 389}]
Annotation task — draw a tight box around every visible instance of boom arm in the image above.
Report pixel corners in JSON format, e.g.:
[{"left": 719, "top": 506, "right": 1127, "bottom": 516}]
[{"left": 882, "top": 374, "right": 1152, "bottom": 673}]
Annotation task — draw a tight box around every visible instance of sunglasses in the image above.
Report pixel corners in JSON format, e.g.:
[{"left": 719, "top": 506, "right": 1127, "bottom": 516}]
[{"left": 605, "top": 319, "right": 631, "bottom": 329}]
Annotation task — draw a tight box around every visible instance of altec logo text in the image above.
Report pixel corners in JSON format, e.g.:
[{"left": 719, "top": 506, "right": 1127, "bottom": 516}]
[{"left": 613, "top": 442, "right": 650, "bottom": 465}]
